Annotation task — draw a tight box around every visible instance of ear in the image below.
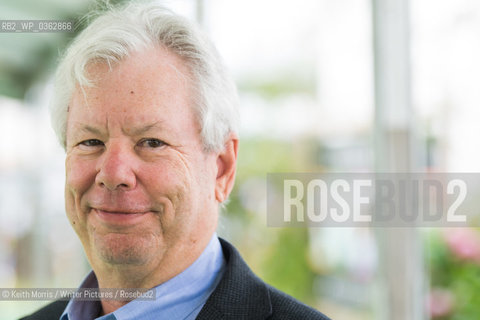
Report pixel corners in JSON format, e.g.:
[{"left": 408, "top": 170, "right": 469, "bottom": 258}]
[{"left": 215, "top": 134, "right": 239, "bottom": 202}]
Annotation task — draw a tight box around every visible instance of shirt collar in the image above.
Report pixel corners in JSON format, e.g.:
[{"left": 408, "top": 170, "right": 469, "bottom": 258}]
[{"left": 61, "top": 234, "right": 225, "bottom": 320}]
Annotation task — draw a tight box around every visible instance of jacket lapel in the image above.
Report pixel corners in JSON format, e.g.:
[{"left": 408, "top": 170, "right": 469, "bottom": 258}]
[{"left": 196, "top": 238, "right": 273, "bottom": 320}]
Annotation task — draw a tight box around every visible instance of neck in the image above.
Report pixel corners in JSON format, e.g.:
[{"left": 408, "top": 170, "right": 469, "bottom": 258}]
[{"left": 91, "top": 234, "right": 214, "bottom": 315}]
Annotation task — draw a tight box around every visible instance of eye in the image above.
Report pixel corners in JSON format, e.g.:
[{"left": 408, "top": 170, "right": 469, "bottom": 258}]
[
  {"left": 79, "top": 139, "right": 104, "bottom": 147},
  {"left": 138, "top": 138, "right": 166, "bottom": 148}
]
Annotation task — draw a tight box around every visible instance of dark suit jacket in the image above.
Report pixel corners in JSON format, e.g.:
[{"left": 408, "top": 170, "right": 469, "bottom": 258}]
[{"left": 20, "top": 238, "right": 331, "bottom": 320}]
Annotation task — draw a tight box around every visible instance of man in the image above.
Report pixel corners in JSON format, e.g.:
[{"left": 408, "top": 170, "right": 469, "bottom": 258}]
[{"left": 22, "top": 2, "right": 330, "bottom": 319}]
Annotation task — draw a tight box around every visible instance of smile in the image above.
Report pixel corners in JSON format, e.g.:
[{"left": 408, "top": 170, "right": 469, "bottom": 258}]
[{"left": 93, "top": 208, "right": 151, "bottom": 227}]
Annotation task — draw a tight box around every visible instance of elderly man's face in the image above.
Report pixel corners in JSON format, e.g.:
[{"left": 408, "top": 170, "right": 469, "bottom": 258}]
[{"left": 64, "top": 47, "right": 223, "bottom": 277}]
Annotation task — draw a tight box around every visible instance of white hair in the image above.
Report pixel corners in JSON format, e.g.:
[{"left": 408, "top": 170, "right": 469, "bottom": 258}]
[{"left": 51, "top": 1, "right": 239, "bottom": 152}]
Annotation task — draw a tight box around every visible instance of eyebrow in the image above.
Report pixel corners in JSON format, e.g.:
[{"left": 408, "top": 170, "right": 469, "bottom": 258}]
[
  {"left": 80, "top": 125, "right": 103, "bottom": 136},
  {"left": 122, "top": 121, "right": 165, "bottom": 136},
  {"left": 73, "top": 121, "right": 165, "bottom": 137}
]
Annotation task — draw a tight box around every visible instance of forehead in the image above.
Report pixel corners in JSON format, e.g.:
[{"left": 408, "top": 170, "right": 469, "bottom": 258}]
[
  {"left": 67, "top": 46, "right": 196, "bottom": 131},
  {"left": 88, "top": 46, "right": 191, "bottom": 90}
]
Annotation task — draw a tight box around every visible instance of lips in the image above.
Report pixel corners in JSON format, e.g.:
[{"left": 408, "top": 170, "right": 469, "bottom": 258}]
[
  {"left": 93, "top": 208, "right": 151, "bottom": 227},
  {"left": 97, "top": 208, "right": 148, "bottom": 214}
]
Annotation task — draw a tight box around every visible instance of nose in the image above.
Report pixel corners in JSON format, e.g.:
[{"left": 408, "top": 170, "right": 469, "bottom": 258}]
[{"left": 95, "top": 143, "right": 137, "bottom": 191}]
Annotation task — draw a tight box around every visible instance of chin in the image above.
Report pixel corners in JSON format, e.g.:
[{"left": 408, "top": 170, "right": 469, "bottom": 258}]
[{"left": 93, "top": 233, "right": 160, "bottom": 266}]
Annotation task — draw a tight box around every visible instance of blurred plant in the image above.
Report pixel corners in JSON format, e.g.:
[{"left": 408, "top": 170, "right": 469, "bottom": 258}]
[
  {"left": 443, "top": 228, "right": 480, "bottom": 263},
  {"left": 260, "top": 227, "right": 315, "bottom": 304},
  {"left": 427, "top": 228, "right": 480, "bottom": 319},
  {"left": 223, "top": 138, "right": 321, "bottom": 307},
  {"left": 427, "top": 288, "right": 454, "bottom": 319}
]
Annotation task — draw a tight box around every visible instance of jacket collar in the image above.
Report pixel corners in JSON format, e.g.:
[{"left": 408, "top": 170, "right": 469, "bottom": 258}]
[{"left": 196, "top": 238, "right": 273, "bottom": 320}]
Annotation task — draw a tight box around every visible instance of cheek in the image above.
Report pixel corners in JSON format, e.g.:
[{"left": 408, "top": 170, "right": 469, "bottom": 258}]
[
  {"left": 143, "top": 161, "right": 190, "bottom": 208},
  {"left": 65, "top": 156, "right": 97, "bottom": 193},
  {"left": 139, "top": 160, "right": 195, "bottom": 232},
  {"left": 65, "top": 157, "right": 97, "bottom": 220},
  {"left": 187, "top": 153, "right": 217, "bottom": 202}
]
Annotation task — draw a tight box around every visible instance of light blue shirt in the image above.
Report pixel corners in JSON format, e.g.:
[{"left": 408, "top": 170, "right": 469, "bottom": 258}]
[{"left": 60, "top": 234, "right": 225, "bottom": 320}]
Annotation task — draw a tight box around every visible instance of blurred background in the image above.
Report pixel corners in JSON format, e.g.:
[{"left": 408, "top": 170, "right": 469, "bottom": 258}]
[{"left": 2, "top": 0, "right": 480, "bottom": 319}]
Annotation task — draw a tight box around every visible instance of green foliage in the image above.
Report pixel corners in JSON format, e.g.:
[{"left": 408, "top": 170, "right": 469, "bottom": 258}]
[
  {"left": 260, "top": 227, "right": 315, "bottom": 304},
  {"left": 238, "top": 70, "right": 316, "bottom": 99},
  {"left": 226, "top": 138, "right": 308, "bottom": 221},
  {"left": 224, "top": 138, "right": 319, "bottom": 306},
  {"left": 427, "top": 230, "right": 480, "bottom": 319}
]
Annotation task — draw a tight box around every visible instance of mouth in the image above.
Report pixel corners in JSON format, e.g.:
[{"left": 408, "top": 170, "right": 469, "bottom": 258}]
[{"left": 93, "top": 208, "right": 151, "bottom": 227}]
